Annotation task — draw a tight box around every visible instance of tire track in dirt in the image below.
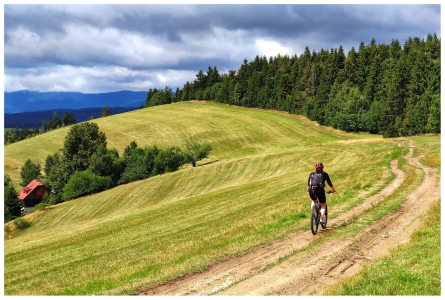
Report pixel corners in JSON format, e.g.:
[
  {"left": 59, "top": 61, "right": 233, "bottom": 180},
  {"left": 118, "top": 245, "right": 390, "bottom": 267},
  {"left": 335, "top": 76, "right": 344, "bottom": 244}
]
[
  {"left": 137, "top": 143, "right": 408, "bottom": 296},
  {"left": 219, "top": 140, "right": 439, "bottom": 295}
]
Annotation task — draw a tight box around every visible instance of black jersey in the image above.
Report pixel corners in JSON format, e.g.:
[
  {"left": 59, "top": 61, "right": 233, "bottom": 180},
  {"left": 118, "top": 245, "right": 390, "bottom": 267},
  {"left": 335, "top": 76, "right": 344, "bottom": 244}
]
[{"left": 307, "top": 171, "right": 333, "bottom": 188}]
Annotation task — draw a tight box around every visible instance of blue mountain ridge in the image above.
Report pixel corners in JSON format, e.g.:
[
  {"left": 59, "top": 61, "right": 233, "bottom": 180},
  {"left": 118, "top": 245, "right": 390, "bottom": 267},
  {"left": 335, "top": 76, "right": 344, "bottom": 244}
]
[
  {"left": 4, "top": 90, "right": 148, "bottom": 114},
  {"left": 5, "top": 107, "right": 141, "bottom": 128}
]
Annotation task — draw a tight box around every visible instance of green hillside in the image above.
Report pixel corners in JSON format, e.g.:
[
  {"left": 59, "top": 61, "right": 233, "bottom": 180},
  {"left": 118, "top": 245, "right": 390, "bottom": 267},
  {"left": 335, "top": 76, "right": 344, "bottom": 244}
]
[
  {"left": 5, "top": 101, "right": 399, "bottom": 295},
  {"left": 5, "top": 101, "right": 348, "bottom": 189},
  {"left": 5, "top": 101, "right": 373, "bottom": 190}
]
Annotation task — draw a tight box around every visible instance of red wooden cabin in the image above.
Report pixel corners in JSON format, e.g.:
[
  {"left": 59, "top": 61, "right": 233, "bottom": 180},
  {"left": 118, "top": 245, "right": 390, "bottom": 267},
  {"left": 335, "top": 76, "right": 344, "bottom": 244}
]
[{"left": 17, "top": 179, "right": 50, "bottom": 214}]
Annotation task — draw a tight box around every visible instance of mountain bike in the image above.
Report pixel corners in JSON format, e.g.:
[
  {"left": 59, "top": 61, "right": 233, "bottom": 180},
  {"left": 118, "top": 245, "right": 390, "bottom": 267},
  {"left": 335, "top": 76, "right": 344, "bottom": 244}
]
[{"left": 310, "top": 190, "right": 333, "bottom": 235}]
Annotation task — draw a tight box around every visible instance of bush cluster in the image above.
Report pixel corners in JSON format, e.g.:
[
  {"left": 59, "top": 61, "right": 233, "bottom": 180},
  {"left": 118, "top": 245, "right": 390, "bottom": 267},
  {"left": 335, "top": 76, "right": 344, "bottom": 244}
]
[
  {"left": 13, "top": 217, "right": 30, "bottom": 230},
  {"left": 38, "top": 122, "right": 212, "bottom": 203},
  {"left": 35, "top": 203, "right": 50, "bottom": 211},
  {"left": 62, "top": 171, "right": 113, "bottom": 201}
]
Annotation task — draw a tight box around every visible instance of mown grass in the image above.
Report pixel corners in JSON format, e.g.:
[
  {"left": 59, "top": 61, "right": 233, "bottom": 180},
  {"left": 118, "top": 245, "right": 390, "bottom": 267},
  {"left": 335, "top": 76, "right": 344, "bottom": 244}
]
[
  {"left": 4, "top": 101, "right": 340, "bottom": 191},
  {"left": 4, "top": 102, "right": 397, "bottom": 295},
  {"left": 4, "top": 143, "right": 395, "bottom": 295}
]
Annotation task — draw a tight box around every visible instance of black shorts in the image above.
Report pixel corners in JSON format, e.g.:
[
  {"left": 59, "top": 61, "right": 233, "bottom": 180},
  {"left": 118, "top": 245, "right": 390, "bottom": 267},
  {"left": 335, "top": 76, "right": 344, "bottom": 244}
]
[{"left": 309, "top": 187, "right": 326, "bottom": 204}]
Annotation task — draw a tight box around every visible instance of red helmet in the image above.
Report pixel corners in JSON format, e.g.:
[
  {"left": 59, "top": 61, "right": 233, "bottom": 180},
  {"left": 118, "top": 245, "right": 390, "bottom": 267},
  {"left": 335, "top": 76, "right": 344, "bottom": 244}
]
[{"left": 315, "top": 162, "right": 324, "bottom": 169}]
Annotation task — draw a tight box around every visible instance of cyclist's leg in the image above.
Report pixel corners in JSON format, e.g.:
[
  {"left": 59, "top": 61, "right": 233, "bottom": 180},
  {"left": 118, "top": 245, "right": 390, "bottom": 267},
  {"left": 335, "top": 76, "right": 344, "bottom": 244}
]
[
  {"left": 309, "top": 188, "right": 317, "bottom": 210},
  {"left": 317, "top": 190, "right": 327, "bottom": 221},
  {"left": 320, "top": 203, "right": 327, "bottom": 220}
]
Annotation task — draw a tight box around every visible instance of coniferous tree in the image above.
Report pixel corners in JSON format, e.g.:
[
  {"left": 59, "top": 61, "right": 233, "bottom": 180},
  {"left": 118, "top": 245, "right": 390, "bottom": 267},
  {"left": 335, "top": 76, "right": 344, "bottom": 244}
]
[
  {"left": 181, "top": 82, "right": 190, "bottom": 101},
  {"left": 100, "top": 106, "right": 111, "bottom": 118},
  {"left": 195, "top": 70, "right": 207, "bottom": 90},
  {"left": 277, "top": 73, "right": 292, "bottom": 111},
  {"left": 174, "top": 87, "right": 180, "bottom": 102},
  {"left": 139, "top": 34, "right": 440, "bottom": 137},
  {"left": 356, "top": 41, "right": 369, "bottom": 91},
  {"left": 4, "top": 175, "right": 22, "bottom": 222}
]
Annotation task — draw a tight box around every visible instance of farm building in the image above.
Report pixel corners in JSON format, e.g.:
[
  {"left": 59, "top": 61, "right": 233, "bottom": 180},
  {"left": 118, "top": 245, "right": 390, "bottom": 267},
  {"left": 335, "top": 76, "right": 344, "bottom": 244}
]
[{"left": 17, "top": 179, "right": 50, "bottom": 214}]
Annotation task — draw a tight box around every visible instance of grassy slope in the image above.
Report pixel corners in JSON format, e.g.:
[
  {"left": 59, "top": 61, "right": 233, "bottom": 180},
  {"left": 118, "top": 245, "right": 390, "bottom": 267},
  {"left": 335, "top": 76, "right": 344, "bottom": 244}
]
[
  {"left": 326, "top": 135, "right": 440, "bottom": 295},
  {"left": 5, "top": 101, "right": 349, "bottom": 190},
  {"left": 4, "top": 101, "right": 397, "bottom": 295},
  {"left": 5, "top": 101, "right": 378, "bottom": 191}
]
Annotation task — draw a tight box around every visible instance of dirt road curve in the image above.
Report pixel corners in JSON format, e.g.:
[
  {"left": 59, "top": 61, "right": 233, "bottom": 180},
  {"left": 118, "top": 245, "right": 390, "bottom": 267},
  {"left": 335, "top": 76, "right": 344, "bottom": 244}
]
[{"left": 138, "top": 141, "right": 439, "bottom": 296}]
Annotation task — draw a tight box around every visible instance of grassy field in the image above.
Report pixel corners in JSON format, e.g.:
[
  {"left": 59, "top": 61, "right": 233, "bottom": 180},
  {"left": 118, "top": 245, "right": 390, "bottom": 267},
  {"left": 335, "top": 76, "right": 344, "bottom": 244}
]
[
  {"left": 3, "top": 101, "right": 412, "bottom": 295},
  {"left": 5, "top": 101, "right": 360, "bottom": 190}
]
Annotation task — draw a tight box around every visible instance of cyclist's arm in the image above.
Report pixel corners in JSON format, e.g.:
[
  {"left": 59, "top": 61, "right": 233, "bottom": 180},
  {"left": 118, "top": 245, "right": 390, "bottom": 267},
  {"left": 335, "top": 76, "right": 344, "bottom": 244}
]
[
  {"left": 325, "top": 173, "right": 336, "bottom": 192},
  {"left": 307, "top": 174, "right": 311, "bottom": 192}
]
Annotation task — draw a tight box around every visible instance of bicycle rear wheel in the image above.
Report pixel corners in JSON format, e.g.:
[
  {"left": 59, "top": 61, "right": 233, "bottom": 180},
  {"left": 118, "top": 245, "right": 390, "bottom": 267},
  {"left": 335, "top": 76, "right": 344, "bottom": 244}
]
[{"left": 311, "top": 206, "right": 319, "bottom": 235}]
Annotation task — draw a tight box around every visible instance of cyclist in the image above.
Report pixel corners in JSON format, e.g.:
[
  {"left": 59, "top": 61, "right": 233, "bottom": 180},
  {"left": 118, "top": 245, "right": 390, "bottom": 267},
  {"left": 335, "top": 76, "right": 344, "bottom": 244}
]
[{"left": 307, "top": 162, "right": 336, "bottom": 224}]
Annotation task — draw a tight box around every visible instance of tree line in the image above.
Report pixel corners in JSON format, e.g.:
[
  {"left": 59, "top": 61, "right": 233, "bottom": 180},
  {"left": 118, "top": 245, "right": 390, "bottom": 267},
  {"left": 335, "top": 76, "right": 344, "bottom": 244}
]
[
  {"left": 41, "top": 111, "right": 77, "bottom": 132},
  {"left": 148, "top": 34, "right": 440, "bottom": 137},
  {"left": 4, "top": 105, "right": 115, "bottom": 146},
  {"left": 4, "top": 122, "right": 212, "bottom": 221},
  {"left": 4, "top": 112, "right": 77, "bottom": 145}
]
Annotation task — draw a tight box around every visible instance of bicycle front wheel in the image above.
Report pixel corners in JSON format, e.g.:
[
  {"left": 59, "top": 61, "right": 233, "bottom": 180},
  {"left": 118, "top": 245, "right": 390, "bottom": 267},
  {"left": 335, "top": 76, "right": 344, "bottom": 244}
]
[{"left": 311, "top": 206, "right": 319, "bottom": 235}]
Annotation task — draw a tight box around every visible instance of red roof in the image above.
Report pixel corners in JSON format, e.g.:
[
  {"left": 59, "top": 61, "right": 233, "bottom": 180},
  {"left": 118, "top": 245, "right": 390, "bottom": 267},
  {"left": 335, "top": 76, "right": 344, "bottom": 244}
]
[{"left": 17, "top": 179, "right": 46, "bottom": 201}]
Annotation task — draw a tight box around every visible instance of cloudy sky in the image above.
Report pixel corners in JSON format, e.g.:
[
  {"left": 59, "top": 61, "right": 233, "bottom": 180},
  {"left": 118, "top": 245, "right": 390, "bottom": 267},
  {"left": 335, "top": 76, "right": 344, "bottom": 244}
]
[{"left": 4, "top": 4, "right": 441, "bottom": 93}]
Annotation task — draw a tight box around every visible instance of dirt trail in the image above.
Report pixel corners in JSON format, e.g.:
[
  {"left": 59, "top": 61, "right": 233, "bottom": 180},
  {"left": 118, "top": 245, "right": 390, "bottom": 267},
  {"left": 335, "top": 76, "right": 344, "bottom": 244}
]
[
  {"left": 138, "top": 142, "right": 423, "bottom": 296},
  {"left": 220, "top": 140, "right": 439, "bottom": 295}
]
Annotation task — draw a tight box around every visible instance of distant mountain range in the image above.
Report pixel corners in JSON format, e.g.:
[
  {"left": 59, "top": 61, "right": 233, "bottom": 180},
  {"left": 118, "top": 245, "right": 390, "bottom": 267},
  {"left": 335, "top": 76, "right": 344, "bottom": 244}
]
[
  {"left": 5, "top": 107, "right": 142, "bottom": 128},
  {"left": 4, "top": 90, "right": 148, "bottom": 114}
]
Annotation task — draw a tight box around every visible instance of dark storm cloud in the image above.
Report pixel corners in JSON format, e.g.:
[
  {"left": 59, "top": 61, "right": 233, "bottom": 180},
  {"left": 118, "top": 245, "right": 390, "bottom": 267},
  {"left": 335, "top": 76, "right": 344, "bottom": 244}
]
[
  {"left": 4, "top": 4, "right": 440, "bottom": 93},
  {"left": 4, "top": 5, "right": 67, "bottom": 35}
]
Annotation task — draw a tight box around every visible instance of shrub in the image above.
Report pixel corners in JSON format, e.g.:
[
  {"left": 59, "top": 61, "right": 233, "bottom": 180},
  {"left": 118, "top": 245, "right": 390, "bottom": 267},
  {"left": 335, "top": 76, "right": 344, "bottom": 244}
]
[
  {"left": 183, "top": 136, "right": 212, "bottom": 167},
  {"left": 13, "top": 217, "right": 30, "bottom": 230},
  {"left": 42, "top": 192, "right": 62, "bottom": 205},
  {"left": 153, "top": 147, "right": 184, "bottom": 174},
  {"left": 4, "top": 224, "right": 12, "bottom": 233},
  {"left": 62, "top": 171, "right": 112, "bottom": 201},
  {"left": 118, "top": 144, "right": 148, "bottom": 184},
  {"left": 35, "top": 203, "right": 50, "bottom": 211},
  {"left": 111, "top": 158, "right": 126, "bottom": 185}
]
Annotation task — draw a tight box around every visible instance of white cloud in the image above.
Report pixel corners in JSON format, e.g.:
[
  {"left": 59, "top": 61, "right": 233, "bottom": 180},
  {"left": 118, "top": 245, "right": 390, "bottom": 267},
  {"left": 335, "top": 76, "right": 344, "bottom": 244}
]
[
  {"left": 255, "top": 39, "right": 290, "bottom": 58},
  {"left": 4, "top": 66, "right": 197, "bottom": 93},
  {"left": 5, "top": 24, "right": 189, "bottom": 69},
  {"left": 4, "top": 4, "right": 440, "bottom": 94}
]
